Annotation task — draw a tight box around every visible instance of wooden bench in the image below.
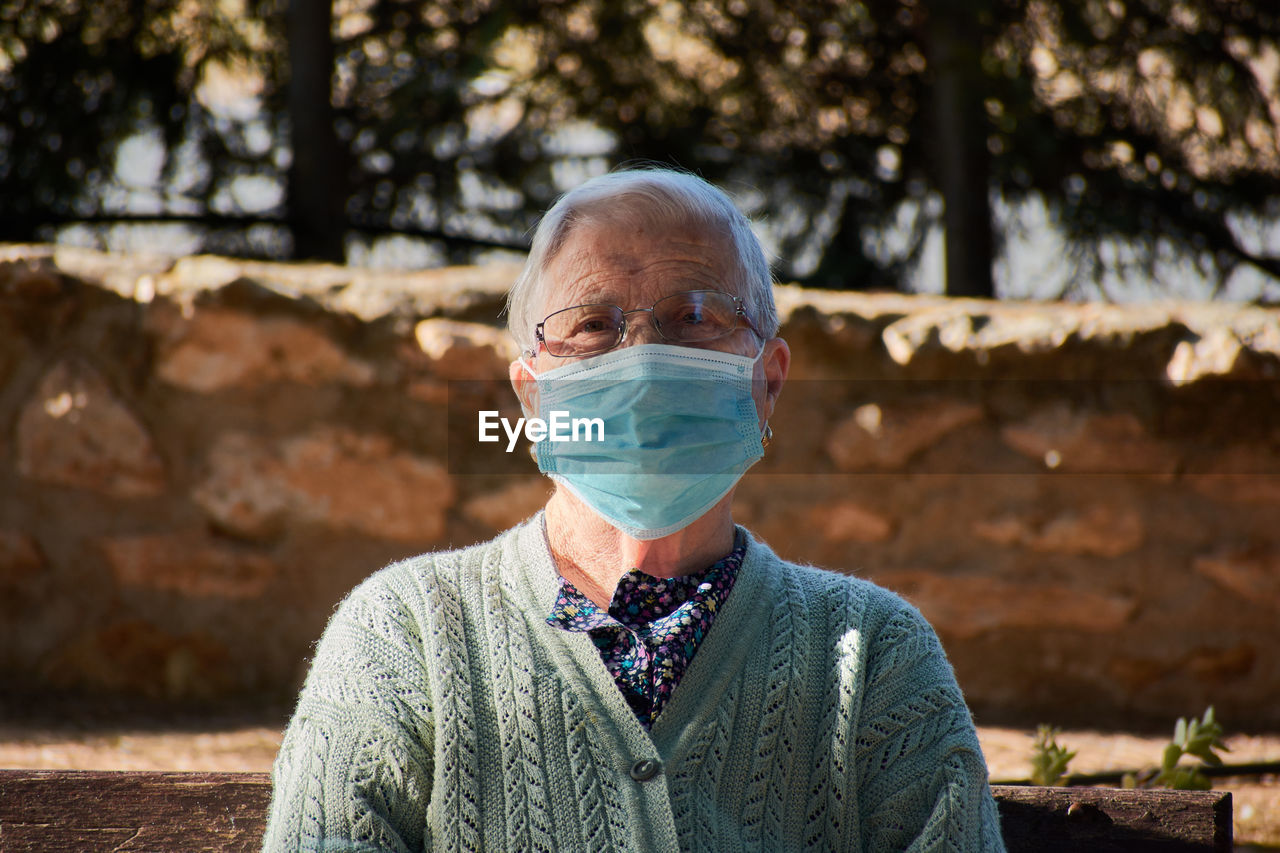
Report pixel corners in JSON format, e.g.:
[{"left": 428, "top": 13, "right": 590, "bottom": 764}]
[{"left": 0, "top": 769, "right": 1232, "bottom": 852}]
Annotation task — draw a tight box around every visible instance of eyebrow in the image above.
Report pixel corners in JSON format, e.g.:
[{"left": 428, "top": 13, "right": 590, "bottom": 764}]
[{"left": 557, "top": 283, "right": 732, "bottom": 308}]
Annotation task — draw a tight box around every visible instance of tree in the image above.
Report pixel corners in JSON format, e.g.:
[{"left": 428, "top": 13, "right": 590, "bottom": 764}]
[
  {"left": 991, "top": 0, "right": 1280, "bottom": 296},
  {"left": 928, "top": 0, "right": 996, "bottom": 297},
  {"left": 0, "top": 0, "right": 282, "bottom": 253},
  {"left": 285, "top": 0, "right": 344, "bottom": 261},
  {"left": 506, "top": 0, "right": 1280, "bottom": 298},
  {"left": 2, "top": 0, "right": 1278, "bottom": 301}
]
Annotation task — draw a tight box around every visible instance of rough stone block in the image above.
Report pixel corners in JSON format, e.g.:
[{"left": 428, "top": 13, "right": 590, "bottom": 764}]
[
  {"left": 1001, "top": 404, "right": 1180, "bottom": 475},
  {"left": 415, "top": 318, "right": 518, "bottom": 379},
  {"left": 826, "top": 398, "right": 983, "bottom": 471},
  {"left": 151, "top": 306, "right": 376, "bottom": 392},
  {"left": 1194, "top": 545, "right": 1280, "bottom": 611},
  {"left": 16, "top": 358, "right": 166, "bottom": 497},
  {"left": 193, "top": 427, "right": 455, "bottom": 543},
  {"left": 876, "top": 571, "right": 1137, "bottom": 640},
  {"left": 99, "top": 532, "right": 279, "bottom": 600},
  {"left": 809, "top": 501, "right": 895, "bottom": 543},
  {"left": 974, "top": 505, "right": 1145, "bottom": 558}
]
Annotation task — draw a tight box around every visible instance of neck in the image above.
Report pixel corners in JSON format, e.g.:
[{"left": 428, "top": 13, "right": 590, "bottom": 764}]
[{"left": 544, "top": 488, "right": 737, "bottom": 608}]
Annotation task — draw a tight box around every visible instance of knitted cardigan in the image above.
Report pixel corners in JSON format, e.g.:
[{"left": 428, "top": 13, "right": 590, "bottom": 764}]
[{"left": 263, "top": 516, "right": 1005, "bottom": 852}]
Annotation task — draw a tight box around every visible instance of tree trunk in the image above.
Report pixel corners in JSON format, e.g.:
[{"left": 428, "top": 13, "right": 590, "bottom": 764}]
[
  {"left": 927, "top": 2, "right": 995, "bottom": 298},
  {"left": 286, "top": 0, "right": 345, "bottom": 262}
]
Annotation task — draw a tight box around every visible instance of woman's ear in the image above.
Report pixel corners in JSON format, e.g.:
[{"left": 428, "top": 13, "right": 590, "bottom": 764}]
[
  {"left": 509, "top": 357, "right": 539, "bottom": 418},
  {"left": 756, "top": 336, "right": 790, "bottom": 425},
  {"left": 765, "top": 337, "right": 790, "bottom": 403}
]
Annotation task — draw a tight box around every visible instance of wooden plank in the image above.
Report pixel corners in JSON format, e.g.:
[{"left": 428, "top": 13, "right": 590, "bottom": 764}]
[
  {"left": 0, "top": 771, "right": 1234, "bottom": 852},
  {"left": 0, "top": 769, "right": 271, "bottom": 853},
  {"left": 992, "top": 785, "right": 1232, "bottom": 853}
]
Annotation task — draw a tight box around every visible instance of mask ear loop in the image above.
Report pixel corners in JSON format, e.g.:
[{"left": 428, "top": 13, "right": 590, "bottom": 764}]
[
  {"left": 517, "top": 353, "right": 539, "bottom": 381},
  {"left": 514, "top": 349, "right": 542, "bottom": 426},
  {"left": 750, "top": 337, "right": 772, "bottom": 449},
  {"left": 736, "top": 320, "right": 769, "bottom": 365}
]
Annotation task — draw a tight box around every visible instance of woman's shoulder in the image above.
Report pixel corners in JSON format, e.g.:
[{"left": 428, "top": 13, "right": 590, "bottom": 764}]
[
  {"left": 340, "top": 523, "right": 527, "bottom": 616},
  {"left": 744, "top": 531, "right": 931, "bottom": 633},
  {"left": 744, "top": 531, "right": 900, "bottom": 598}
]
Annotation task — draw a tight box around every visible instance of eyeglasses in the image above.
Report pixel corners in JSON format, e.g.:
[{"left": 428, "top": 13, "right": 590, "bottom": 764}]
[{"left": 535, "top": 289, "right": 763, "bottom": 358}]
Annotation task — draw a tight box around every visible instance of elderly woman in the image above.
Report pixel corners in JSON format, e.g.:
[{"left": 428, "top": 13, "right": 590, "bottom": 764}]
[{"left": 264, "top": 168, "right": 1005, "bottom": 851}]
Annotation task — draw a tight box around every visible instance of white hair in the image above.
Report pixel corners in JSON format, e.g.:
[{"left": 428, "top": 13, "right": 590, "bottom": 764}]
[{"left": 505, "top": 167, "right": 778, "bottom": 354}]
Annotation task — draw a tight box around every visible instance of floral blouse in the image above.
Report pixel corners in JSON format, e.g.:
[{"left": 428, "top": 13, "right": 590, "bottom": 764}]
[{"left": 546, "top": 531, "right": 746, "bottom": 729}]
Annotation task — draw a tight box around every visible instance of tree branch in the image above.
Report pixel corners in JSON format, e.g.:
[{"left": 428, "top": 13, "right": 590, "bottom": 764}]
[{"left": 3, "top": 212, "right": 529, "bottom": 255}]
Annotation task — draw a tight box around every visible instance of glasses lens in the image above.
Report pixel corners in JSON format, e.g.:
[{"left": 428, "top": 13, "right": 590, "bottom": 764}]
[
  {"left": 542, "top": 304, "right": 624, "bottom": 356},
  {"left": 653, "top": 291, "right": 740, "bottom": 343}
]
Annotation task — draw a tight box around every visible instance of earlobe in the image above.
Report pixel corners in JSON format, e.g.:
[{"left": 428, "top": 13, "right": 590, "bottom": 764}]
[
  {"left": 752, "top": 337, "right": 790, "bottom": 428},
  {"left": 509, "top": 359, "right": 539, "bottom": 417},
  {"left": 764, "top": 337, "right": 790, "bottom": 407}
]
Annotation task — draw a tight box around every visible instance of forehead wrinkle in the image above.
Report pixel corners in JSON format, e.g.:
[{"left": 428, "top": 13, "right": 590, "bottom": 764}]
[
  {"left": 546, "top": 231, "right": 735, "bottom": 312},
  {"left": 551, "top": 260, "right": 727, "bottom": 311}
]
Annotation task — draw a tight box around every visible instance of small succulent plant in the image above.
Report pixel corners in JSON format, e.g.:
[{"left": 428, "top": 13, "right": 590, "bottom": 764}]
[{"left": 1030, "top": 725, "right": 1076, "bottom": 787}]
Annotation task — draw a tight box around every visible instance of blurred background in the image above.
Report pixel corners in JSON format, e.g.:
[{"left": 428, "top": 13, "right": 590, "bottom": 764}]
[
  {"left": 3, "top": 0, "right": 1279, "bottom": 300},
  {"left": 2, "top": 1, "right": 1280, "bottom": 845}
]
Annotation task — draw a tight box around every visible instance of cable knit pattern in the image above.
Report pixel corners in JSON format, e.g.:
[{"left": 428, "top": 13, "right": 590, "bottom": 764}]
[{"left": 264, "top": 514, "right": 1005, "bottom": 852}]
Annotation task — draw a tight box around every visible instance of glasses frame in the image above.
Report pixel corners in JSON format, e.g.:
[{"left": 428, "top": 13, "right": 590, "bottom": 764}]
[{"left": 533, "top": 289, "right": 765, "bottom": 358}]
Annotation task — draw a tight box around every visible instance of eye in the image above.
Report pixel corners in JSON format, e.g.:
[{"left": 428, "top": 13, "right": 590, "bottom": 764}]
[
  {"left": 568, "top": 310, "right": 619, "bottom": 337},
  {"left": 660, "top": 295, "right": 710, "bottom": 325},
  {"left": 672, "top": 305, "right": 707, "bottom": 326},
  {"left": 658, "top": 292, "right": 735, "bottom": 332}
]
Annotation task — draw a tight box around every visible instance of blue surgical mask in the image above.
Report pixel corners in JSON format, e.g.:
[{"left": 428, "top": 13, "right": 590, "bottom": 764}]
[{"left": 520, "top": 343, "right": 766, "bottom": 539}]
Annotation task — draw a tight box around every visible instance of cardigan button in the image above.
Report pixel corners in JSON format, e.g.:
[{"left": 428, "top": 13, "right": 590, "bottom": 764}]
[{"left": 629, "top": 759, "right": 661, "bottom": 781}]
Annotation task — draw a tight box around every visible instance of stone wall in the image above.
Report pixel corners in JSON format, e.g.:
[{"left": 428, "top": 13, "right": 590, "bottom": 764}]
[{"left": 2, "top": 244, "right": 1278, "bottom": 730}]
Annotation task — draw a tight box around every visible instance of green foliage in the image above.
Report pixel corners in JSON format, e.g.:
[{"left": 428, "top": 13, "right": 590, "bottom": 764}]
[
  {"left": 0, "top": 0, "right": 274, "bottom": 249},
  {"left": 1031, "top": 707, "right": 1231, "bottom": 791},
  {"left": 3, "top": 0, "right": 1279, "bottom": 294},
  {"left": 1119, "top": 706, "right": 1230, "bottom": 790},
  {"left": 1030, "top": 725, "right": 1076, "bottom": 787},
  {"left": 1153, "top": 706, "right": 1230, "bottom": 791}
]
